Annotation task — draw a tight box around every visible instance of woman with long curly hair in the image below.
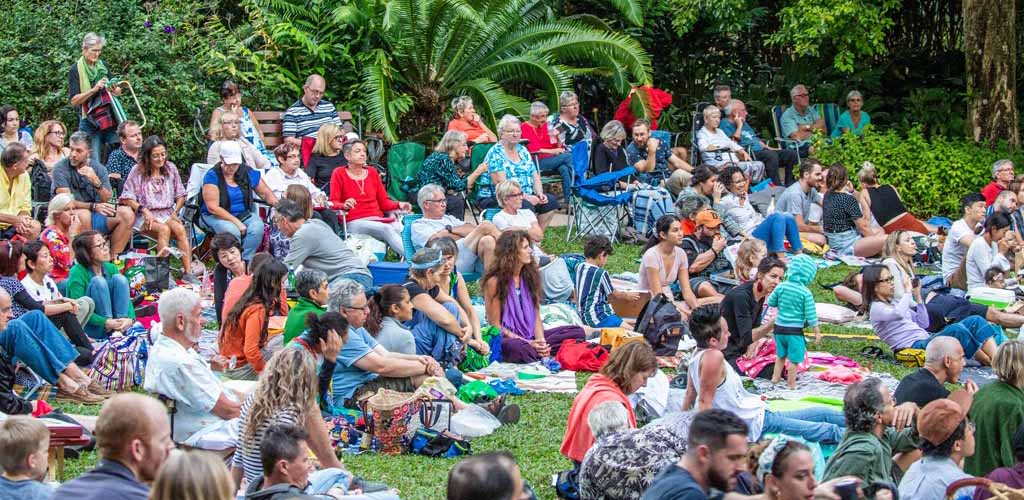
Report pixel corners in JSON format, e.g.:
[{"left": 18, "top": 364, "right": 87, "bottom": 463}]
[
  {"left": 482, "top": 230, "right": 583, "bottom": 363},
  {"left": 219, "top": 258, "right": 289, "bottom": 380},
  {"left": 230, "top": 348, "right": 344, "bottom": 485}
]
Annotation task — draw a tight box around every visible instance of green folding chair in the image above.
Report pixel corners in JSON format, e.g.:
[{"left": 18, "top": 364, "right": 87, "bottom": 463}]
[{"left": 386, "top": 142, "right": 426, "bottom": 203}]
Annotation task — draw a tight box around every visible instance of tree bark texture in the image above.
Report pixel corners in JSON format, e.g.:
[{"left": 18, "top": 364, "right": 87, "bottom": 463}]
[{"left": 964, "top": 0, "right": 1019, "bottom": 148}]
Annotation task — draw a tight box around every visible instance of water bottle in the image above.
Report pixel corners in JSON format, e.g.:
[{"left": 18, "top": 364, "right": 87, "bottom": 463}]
[
  {"left": 200, "top": 265, "right": 212, "bottom": 299},
  {"left": 767, "top": 194, "right": 776, "bottom": 215}
]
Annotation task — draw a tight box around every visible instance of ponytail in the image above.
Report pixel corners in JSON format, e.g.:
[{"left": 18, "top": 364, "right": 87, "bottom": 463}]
[{"left": 365, "top": 284, "right": 409, "bottom": 336}]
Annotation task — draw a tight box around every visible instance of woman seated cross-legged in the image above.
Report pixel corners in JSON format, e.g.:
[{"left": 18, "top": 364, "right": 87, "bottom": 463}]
[
  {"left": 482, "top": 230, "right": 584, "bottom": 363},
  {"left": 66, "top": 231, "right": 135, "bottom": 339},
  {"left": 427, "top": 237, "right": 486, "bottom": 355},
  {"left": 418, "top": 130, "right": 487, "bottom": 220},
  {"left": 717, "top": 165, "right": 802, "bottom": 259},
  {"left": 329, "top": 139, "right": 411, "bottom": 256},
  {"left": 219, "top": 257, "right": 289, "bottom": 380}
]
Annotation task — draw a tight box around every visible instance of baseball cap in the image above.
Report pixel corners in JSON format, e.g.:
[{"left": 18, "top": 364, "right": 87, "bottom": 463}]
[
  {"left": 694, "top": 209, "right": 721, "bottom": 229},
  {"left": 918, "top": 389, "right": 973, "bottom": 446},
  {"left": 218, "top": 140, "right": 244, "bottom": 165}
]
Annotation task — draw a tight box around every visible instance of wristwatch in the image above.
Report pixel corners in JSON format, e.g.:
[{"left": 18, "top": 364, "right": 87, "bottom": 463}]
[{"left": 445, "top": 225, "right": 453, "bottom": 233}]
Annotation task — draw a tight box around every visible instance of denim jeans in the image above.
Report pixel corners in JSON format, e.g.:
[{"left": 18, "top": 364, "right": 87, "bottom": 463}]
[
  {"left": 85, "top": 273, "right": 132, "bottom": 339},
  {"left": 911, "top": 314, "right": 995, "bottom": 359},
  {"left": 78, "top": 118, "right": 120, "bottom": 166},
  {"left": 411, "top": 301, "right": 463, "bottom": 366},
  {"left": 201, "top": 212, "right": 265, "bottom": 260},
  {"left": 752, "top": 213, "right": 803, "bottom": 253},
  {"left": 0, "top": 310, "right": 79, "bottom": 383},
  {"left": 761, "top": 406, "right": 845, "bottom": 443},
  {"left": 539, "top": 153, "right": 574, "bottom": 204}
]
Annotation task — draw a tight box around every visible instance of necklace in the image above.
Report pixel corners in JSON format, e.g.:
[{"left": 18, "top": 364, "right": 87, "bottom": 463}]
[{"left": 349, "top": 167, "right": 368, "bottom": 194}]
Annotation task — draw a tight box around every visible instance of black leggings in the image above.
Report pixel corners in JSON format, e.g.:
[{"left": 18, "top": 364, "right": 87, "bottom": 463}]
[{"left": 50, "top": 311, "right": 93, "bottom": 366}]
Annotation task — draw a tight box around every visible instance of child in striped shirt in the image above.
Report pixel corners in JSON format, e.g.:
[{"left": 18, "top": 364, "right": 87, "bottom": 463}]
[
  {"left": 576, "top": 236, "right": 639, "bottom": 328},
  {"left": 767, "top": 254, "right": 820, "bottom": 389}
]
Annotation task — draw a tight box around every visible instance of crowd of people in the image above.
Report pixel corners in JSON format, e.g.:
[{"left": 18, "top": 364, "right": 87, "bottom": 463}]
[{"left": 1, "top": 30, "right": 1021, "bottom": 500}]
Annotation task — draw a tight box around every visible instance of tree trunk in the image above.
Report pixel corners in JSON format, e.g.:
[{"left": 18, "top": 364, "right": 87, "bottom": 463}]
[{"left": 964, "top": 0, "right": 1019, "bottom": 149}]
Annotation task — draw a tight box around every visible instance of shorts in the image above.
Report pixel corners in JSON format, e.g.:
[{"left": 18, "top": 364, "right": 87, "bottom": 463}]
[
  {"left": 91, "top": 212, "right": 111, "bottom": 234},
  {"left": 133, "top": 213, "right": 172, "bottom": 231},
  {"left": 455, "top": 238, "right": 483, "bottom": 274},
  {"left": 522, "top": 196, "right": 560, "bottom": 215},
  {"left": 826, "top": 229, "right": 859, "bottom": 256},
  {"left": 690, "top": 275, "right": 728, "bottom": 294},
  {"left": 595, "top": 314, "right": 624, "bottom": 328},
  {"left": 351, "top": 376, "right": 417, "bottom": 403},
  {"left": 774, "top": 326, "right": 807, "bottom": 364}
]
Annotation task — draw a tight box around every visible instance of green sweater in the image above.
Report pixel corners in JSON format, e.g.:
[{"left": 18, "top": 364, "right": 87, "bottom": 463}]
[
  {"left": 965, "top": 381, "right": 1024, "bottom": 476},
  {"left": 822, "top": 427, "right": 919, "bottom": 485},
  {"left": 283, "top": 297, "right": 326, "bottom": 345},
  {"left": 65, "top": 262, "right": 136, "bottom": 329}
]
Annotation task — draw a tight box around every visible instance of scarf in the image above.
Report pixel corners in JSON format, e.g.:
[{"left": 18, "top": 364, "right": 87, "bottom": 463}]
[{"left": 76, "top": 56, "right": 108, "bottom": 118}]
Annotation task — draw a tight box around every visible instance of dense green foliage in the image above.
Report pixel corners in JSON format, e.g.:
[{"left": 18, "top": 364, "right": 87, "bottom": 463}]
[
  {"left": 0, "top": 0, "right": 219, "bottom": 165},
  {"left": 815, "top": 128, "right": 1024, "bottom": 217}
]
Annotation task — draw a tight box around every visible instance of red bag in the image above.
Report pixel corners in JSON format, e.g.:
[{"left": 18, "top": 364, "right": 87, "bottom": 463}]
[{"left": 556, "top": 340, "right": 609, "bottom": 372}]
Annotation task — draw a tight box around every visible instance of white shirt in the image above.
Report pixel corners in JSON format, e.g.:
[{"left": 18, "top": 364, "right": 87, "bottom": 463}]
[
  {"left": 493, "top": 209, "right": 546, "bottom": 256},
  {"left": 942, "top": 219, "right": 976, "bottom": 282},
  {"left": 696, "top": 127, "right": 744, "bottom": 167},
  {"left": 965, "top": 235, "right": 1010, "bottom": 291},
  {"left": 262, "top": 166, "right": 324, "bottom": 200},
  {"left": 143, "top": 334, "right": 238, "bottom": 448},
  {"left": 411, "top": 214, "right": 464, "bottom": 250},
  {"left": 20, "top": 275, "right": 62, "bottom": 302}
]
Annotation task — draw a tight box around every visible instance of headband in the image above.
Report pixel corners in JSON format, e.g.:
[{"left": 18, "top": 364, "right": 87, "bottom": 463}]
[
  {"left": 410, "top": 256, "right": 444, "bottom": 270},
  {"left": 756, "top": 435, "right": 793, "bottom": 484}
]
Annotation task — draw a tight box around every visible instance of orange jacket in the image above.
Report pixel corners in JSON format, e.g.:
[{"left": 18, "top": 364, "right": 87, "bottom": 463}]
[
  {"left": 560, "top": 374, "right": 636, "bottom": 462},
  {"left": 220, "top": 303, "right": 271, "bottom": 373}
]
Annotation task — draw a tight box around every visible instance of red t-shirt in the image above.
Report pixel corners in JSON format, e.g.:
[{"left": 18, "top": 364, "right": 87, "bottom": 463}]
[
  {"left": 520, "top": 121, "right": 558, "bottom": 160},
  {"left": 982, "top": 181, "right": 1005, "bottom": 206},
  {"left": 329, "top": 166, "right": 399, "bottom": 221}
]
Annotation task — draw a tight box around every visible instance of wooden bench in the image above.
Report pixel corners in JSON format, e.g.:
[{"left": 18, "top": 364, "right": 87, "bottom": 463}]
[{"left": 252, "top": 110, "right": 355, "bottom": 148}]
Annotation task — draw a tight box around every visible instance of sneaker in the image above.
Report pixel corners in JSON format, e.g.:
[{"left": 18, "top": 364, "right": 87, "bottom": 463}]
[{"left": 56, "top": 387, "right": 104, "bottom": 405}]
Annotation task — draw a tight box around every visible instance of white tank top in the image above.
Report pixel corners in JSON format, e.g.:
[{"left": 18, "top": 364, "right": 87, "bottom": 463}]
[{"left": 688, "top": 349, "right": 766, "bottom": 440}]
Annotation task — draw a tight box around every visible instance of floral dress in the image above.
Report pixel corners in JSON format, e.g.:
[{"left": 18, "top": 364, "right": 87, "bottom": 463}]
[
  {"left": 41, "top": 226, "right": 73, "bottom": 282},
  {"left": 234, "top": 106, "right": 279, "bottom": 168},
  {"left": 118, "top": 161, "right": 186, "bottom": 227}
]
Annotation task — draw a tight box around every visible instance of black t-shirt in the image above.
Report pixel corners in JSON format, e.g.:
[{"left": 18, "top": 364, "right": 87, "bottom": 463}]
[
  {"left": 403, "top": 278, "right": 439, "bottom": 301},
  {"left": 305, "top": 153, "right": 347, "bottom": 191},
  {"left": 641, "top": 465, "right": 713, "bottom": 500},
  {"left": 592, "top": 143, "right": 628, "bottom": 175},
  {"left": 893, "top": 368, "right": 950, "bottom": 407},
  {"left": 681, "top": 236, "right": 731, "bottom": 279},
  {"left": 720, "top": 281, "right": 764, "bottom": 365}
]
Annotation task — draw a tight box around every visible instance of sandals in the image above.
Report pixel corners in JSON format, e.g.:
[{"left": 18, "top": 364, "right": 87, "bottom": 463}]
[{"left": 482, "top": 394, "right": 522, "bottom": 425}]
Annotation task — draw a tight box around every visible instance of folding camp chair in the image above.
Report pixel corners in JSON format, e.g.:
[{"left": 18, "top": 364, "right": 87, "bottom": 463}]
[
  {"left": 465, "top": 143, "right": 497, "bottom": 222},
  {"left": 386, "top": 142, "right": 426, "bottom": 203},
  {"left": 819, "top": 103, "right": 841, "bottom": 137},
  {"left": 566, "top": 141, "right": 635, "bottom": 243},
  {"left": 482, "top": 208, "right": 500, "bottom": 221},
  {"left": 769, "top": 106, "right": 806, "bottom": 163}
]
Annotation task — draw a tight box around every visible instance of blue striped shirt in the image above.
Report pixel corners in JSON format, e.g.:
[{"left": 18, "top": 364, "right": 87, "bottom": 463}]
[
  {"left": 282, "top": 98, "right": 341, "bottom": 139},
  {"left": 576, "top": 262, "right": 615, "bottom": 327}
]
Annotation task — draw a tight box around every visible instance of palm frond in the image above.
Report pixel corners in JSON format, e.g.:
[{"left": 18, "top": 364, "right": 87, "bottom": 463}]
[
  {"left": 607, "top": 0, "right": 644, "bottom": 26},
  {"left": 476, "top": 55, "right": 571, "bottom": 103},
  {"left": 361, "top": 64, "right": 414, "bottom": 143}
]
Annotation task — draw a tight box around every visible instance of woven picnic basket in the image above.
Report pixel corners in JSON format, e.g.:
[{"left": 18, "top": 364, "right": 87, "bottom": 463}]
[
  {"left": 360, "top": 389, "right": 424, "bottom": 456},
  {"left": 946, "top": 477, "right": 1024, "bottom": 499}
]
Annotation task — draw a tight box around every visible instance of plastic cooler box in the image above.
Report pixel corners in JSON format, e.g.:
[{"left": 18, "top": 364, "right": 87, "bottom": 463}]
[
  {"left": 968, "top": 287, "right": 1016, "bottom": 310},
  {"left": 368, "top": 262, "right": 410, "bottom": 286}
]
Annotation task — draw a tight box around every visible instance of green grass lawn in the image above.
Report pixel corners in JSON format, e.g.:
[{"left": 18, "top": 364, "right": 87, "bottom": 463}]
[{"left": 51, "top": 226, "right": 926, "bottom": 498}]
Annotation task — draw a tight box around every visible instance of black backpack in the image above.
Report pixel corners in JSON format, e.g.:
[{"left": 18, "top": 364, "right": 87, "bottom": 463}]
[
  {"left": 29, "top": 159, "right": 51, "bottom": 203},
  {"left": 635, "top": 293, "right": 688, "bottom": 355}
]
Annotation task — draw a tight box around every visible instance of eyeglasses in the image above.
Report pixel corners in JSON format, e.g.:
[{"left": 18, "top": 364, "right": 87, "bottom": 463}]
[
  {"left": 92, "top": 241, "right": 110, "bottom": 250},
  {"left": 880, "top": 276, "right": 894, "bottom": 284},
  {"left": 221, "top": 120, "right": 240, "bottom": 125},
  {"left": 967, "top": 420, "right": 976, "bottom": 433},
  {"left": 286, "top": 153, "right": 300, "bottom": 160},
  {"left": 344, "top": 304, "right": 370, "bottom": 312},
  {"left": 426, "top": 198, "right": 447, "bottom": 204},
  {"left": 49, "top": 130, "right": 65, "bottom": 136},
  {"left": 793, "top": 93, "right": 809, "bottom": 98},
  {"left": 507, "top": 192, "right": 524, "bottom": 198},
  {"left": 502, "top": 129, "right": 521, "bottom": 135}
]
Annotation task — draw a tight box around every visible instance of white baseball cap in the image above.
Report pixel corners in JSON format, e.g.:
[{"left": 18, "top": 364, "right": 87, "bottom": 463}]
[{"left": 218, "top": 140, "right": 244, "bottom": 165}]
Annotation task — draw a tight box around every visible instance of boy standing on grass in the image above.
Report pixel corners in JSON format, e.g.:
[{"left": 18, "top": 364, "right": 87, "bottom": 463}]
[
  {"left": 0, "top": 416, "right": 52, "bottom": 500},
  {"left": 576, "top": 235, "right": 640, "bottom": 329},
  {"left": 767, "top": 254, "right": 820, "bottom": 389}
]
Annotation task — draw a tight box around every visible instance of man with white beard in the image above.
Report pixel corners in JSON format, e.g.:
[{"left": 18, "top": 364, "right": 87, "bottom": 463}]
[{"left": 143, "top": 287, "right": 242, "bottom": 449}]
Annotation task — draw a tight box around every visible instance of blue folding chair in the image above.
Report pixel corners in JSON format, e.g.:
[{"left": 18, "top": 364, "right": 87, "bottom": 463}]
[
  {"left": 401, "top": 213, "right": 423, "bottom": 261},
  {"left": 566, "top": 141, "right": 635, "bottom": 242}
]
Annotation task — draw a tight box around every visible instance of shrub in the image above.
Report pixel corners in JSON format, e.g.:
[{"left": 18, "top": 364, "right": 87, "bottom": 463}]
[
  {"left": 814, "top": 127, "right": 1024, "bottom": 217},
  {"left": 0, "top": 0, "right": 219, "bottom": 168}
]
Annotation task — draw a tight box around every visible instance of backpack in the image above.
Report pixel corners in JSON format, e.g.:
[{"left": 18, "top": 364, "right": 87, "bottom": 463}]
[
  {"left": 556, "top": 339, "right": 609, "bottom": 372},
  {"left": 632, "top": 187, "right": 673, "bottom": 237},
  {"left": 560, "top": 253, "right": 585, "bottom": 285},
  {"left": 90, "top": 330, "right": 150, "bottom": 392},
  {"left": 895, "top": 348, "right": 926, "bottom": 367},
  {"left": 635, "top": 294, "right": 688, "bottom": 356},
  {"left": 409, "top": 428, "right": 471, "bottom": 458},
  {"left": 29, "top": 159, "right": 51, "bottom": 204}
]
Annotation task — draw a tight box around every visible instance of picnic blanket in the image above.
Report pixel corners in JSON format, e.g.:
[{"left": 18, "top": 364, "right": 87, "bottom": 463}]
[
  {"left": 751, "top": 371, "right": 900, "bottom": 400},
  {"left": 471, "top": 362, "right": 579, "bottom": 394},
  {"left": 961, "top": 366, "right": 999, "bottom": 387}
]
